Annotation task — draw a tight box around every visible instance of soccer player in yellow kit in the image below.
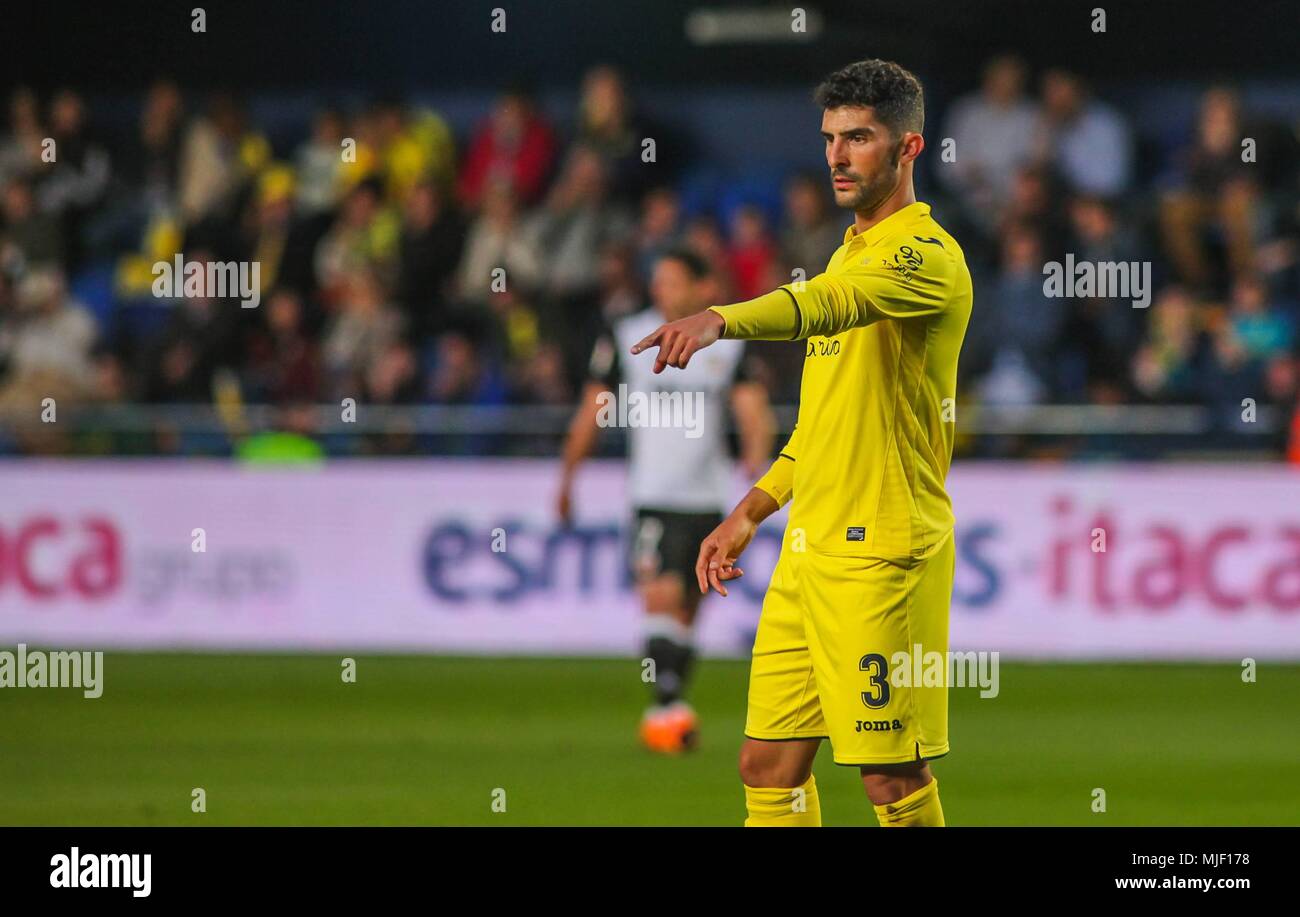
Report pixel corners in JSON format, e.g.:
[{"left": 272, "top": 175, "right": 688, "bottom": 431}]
[{"left": 631, "top": 59, "right": 973, "bottom": 827}]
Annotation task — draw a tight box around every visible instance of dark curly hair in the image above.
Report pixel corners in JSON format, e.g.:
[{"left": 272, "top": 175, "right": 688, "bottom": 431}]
[
  {"left": 658, "top": 246, "right": 711, "bottom": 281},
  {"left": 813, "top": 59, "right": 925, "bottom": 137}
]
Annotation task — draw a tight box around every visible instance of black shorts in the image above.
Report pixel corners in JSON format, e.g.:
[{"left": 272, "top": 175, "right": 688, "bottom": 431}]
[{"left": 630, "top": 507, "right": 724, "bottom": 584}]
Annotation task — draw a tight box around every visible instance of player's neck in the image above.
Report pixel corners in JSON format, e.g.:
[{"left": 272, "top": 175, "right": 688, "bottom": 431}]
[{"left": 852, "top": 181, "right": 917, "bottom": 236}]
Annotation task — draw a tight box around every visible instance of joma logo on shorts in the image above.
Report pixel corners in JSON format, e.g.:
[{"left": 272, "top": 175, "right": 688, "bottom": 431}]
[{"left": 855, "top": 719, "right": 902, "bottom": 733}]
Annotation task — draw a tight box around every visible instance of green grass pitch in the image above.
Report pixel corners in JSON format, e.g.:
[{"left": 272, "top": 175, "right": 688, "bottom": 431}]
[{"left": 2, "top": 654, "right": 1297, "bottom": 826}]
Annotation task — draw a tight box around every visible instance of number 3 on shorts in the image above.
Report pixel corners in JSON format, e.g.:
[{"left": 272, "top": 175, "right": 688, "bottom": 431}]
[{"left": 859, "top": 653, "right": 890, "bottom": 709}]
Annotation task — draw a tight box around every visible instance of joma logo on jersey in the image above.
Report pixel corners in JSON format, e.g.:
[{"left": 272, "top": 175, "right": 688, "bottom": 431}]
[{"left": 855, "top": 719, "right": 903, "bottom": 733}]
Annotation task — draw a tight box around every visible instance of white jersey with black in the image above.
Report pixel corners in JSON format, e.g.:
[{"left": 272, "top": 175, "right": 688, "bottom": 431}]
[{"left": 588, "top": 308, "right": 753, "bottom": 514}]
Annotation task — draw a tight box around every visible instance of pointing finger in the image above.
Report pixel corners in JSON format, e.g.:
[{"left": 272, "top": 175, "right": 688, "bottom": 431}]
[{"left": 631, "top": 326, "right": 665, "bottom": 355}]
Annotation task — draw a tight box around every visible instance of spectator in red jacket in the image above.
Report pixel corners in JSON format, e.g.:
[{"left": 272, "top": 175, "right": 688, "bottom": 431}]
[
  {"left": 457, "top": 85, "right": 557, "bottom": 212},
  {"left": 726, "top": 203, "right": 777, "bottom": 302}
]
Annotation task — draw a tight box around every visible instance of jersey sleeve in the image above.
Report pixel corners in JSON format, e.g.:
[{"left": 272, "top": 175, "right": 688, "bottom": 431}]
[
  {"left": 712, "top": 239, "right": 959, "bottom": 341},
  {"left": 709, "top": 289, "right": 800, "bottom": 341},
  {"left": 786, "top": 240, "right": 959, "bottom": 338},
  {"left": 753, "top": 421, "right": 802, "bottom": 507}
]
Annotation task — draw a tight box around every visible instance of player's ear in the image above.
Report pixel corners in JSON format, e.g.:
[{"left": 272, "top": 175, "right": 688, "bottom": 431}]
[{"left": 899, "top": 131, "right": 925, "bottom": 163}]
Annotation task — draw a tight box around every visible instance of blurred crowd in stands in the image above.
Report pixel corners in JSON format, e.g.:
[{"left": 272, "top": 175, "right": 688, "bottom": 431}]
[{"left": 1, "top": 57, "right": 1299, "bottom": 457}]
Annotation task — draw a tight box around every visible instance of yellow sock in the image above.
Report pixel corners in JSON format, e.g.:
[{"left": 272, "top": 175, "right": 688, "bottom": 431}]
[
  {"left": 744, "top": 774, "right": 822, "bottom": 826},
  {"left": 873, "top": 777, "right": 945, "bottom": 827}
]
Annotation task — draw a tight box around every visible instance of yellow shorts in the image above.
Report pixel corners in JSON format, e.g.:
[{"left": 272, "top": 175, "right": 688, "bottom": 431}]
[{"left": 745, "top": 530, "right": 955, "bottom": 765}]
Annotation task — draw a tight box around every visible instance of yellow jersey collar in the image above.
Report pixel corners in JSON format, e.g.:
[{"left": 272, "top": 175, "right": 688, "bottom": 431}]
[{"left": 842, "top": 201, "right": 930, "bottom": 249}]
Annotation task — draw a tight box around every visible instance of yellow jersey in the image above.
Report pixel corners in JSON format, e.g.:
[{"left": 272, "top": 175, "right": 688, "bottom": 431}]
[{"left": 711, "top": 201, "right": 973, "bottom": 563}]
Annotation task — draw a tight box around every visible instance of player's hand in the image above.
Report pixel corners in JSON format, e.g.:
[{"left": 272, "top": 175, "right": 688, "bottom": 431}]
[
  {"left": 630, "top": 309, "right": 725, "bottom": 374},
  {"left": 695, "top": 512, "right": 757, "bottom": 597}
]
